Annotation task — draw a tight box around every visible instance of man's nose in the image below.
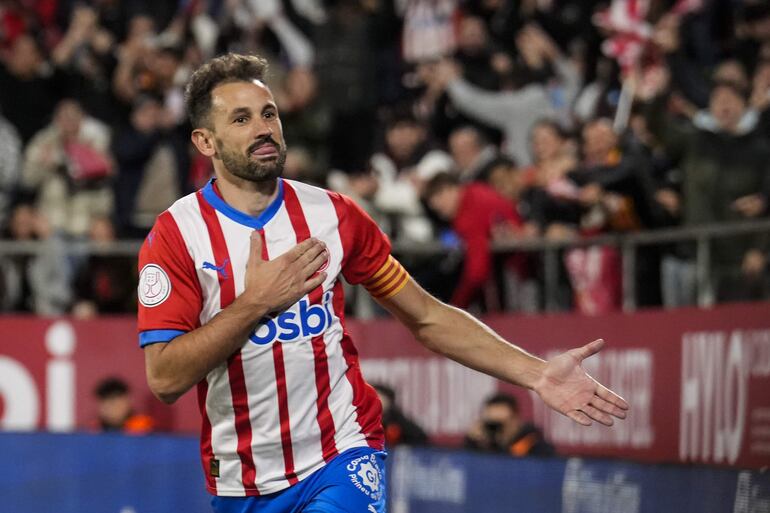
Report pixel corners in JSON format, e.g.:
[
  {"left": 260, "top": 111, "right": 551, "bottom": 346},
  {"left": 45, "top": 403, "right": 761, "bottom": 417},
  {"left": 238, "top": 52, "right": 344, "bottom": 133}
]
[{"left": 254, "top": 119, "right": 273, "bottom": 139}]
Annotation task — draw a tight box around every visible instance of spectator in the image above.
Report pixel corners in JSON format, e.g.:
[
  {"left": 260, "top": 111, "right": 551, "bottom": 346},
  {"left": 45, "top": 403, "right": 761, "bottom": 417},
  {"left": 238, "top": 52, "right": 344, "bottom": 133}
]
[
  {"left": 327, "top": 165, "right": 390, "bottom": 318},
  {"left": 314, "top": 0, "right": 389, "bottom": 172},
  {"left": 0, "top": 111, "right": 22, "bottom": 229},
  {"left": 423, "top": 172, "right": 525, "bottom": 310},
  {"left": 432, "top": 24, "right": 582, "bottom": 166},
  {"left": 370, "top": 113, "right": 453, "bottom": 243},
  {"left": 465, "top": 392, "right": 555, "bottom": 457},
  {"left": 274, "top": 67, "right": 331, "bottom": 179},
  {"left": 454, "top": 15, "right": 502, "bottom": 91},
  {"left": 447, "top": 125, "right": 500, "bottom": 183},
  {"left": 22, "top": 99, "right": 114, "bottom": 238},
  {"left": 517, "top": 119, "right": 581, "bottom": 238},
  {"left": 561, "top": 118, "right": 661, "bottom": 314},
  {"left": 93, "top": 377, "right": 154, "bottom": 434},
  {"left": 372, "top": 383, "right": 428, "bottom": 447},
  {"left": 71, "top": 217, "right": 137, "bottom": 319},
  {"left": 0, "top": 201, "right": 71, "bottom": 315},
  {"left": 641, "top": 71, "right": 770, "bottom": 305},
  {"left": 112, "top": 95, "right": 180, "bottom": 237},
  {"left": 51, "top": 5, "right": 120, "bottom": 125},
  {"left": 0, "top": 33, "right": 64, "bottom": 143}
]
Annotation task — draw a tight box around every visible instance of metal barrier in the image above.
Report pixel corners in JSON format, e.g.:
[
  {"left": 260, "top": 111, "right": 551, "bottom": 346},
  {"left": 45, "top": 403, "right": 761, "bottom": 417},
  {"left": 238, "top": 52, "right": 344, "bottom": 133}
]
[
  {"left": 1, "top": 219, "right": 769, "bottom": 313},
  {"left": 391, "top": 219, "right": 770, "bottom": 312}
]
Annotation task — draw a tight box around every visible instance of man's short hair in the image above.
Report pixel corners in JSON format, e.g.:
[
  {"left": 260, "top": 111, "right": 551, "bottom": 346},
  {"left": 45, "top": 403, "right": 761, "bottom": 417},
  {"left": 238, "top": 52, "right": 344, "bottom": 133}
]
[
  {"left": 484, "top": 392, "right": 520, "bottom": 414},
  {"left": 94, "top": 377, "right": 130, "bottom": 399},
  {"left": 184, "top": 53, "right": 269, "bottom": 129},
  {"left": 449, "top": 124, "right": 489, "bottom": 147},
  {"left": 423, "top": 171, "right": 460, "bottom": 201}
]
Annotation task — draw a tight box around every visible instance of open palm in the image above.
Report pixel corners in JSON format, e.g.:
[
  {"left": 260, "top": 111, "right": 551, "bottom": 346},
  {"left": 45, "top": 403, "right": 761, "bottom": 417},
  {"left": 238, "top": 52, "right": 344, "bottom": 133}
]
[{"left": 534, "top": 339, "right": 629, "bottom": 426}]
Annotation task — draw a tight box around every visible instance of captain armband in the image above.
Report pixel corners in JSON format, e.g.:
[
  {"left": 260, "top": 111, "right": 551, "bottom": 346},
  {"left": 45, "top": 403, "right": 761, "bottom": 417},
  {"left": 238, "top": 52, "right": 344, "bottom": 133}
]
[{"left": 362, "top": 255, "right": 410, "bottom": 300}]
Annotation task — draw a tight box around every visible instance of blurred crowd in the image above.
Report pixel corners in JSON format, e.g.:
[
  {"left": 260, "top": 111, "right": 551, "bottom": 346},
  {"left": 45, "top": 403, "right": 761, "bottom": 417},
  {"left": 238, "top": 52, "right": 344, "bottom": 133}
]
[{"left": 1, "top": 0, "right": 769, "bottom": 317}]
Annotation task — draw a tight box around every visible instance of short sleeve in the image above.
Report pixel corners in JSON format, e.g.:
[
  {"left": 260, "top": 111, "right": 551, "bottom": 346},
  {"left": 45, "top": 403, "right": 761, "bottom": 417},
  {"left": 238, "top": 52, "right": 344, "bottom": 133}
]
[
  {"left": 328, "top": 192, "right": 392, "bottom": 285},
  {"left": 137, "top": 211, "right": 202, "bottom": 347}
]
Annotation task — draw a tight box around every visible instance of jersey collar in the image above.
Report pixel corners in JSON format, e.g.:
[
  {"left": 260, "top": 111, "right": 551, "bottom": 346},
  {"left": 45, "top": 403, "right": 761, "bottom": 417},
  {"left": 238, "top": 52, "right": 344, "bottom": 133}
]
[{"left": 201, "top": 177, "right": 284, "bottom": 229}]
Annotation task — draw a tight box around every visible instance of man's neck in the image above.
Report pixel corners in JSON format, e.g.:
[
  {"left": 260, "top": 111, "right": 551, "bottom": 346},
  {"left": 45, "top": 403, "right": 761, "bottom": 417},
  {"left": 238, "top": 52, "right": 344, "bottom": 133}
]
[{"left": 214, "top": 172, "right": 280, "bottom": 218}]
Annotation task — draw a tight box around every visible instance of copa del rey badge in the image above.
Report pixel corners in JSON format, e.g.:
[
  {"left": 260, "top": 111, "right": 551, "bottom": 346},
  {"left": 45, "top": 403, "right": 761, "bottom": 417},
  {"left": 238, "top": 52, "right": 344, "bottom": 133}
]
[{"left": 139, "top": 264, "right": 171, "bottom": 307}]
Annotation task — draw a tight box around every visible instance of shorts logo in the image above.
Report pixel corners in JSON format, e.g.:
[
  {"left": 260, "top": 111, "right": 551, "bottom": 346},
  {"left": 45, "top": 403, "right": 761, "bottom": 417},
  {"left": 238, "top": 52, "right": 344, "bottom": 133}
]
[
  {"left": 347, "top": 454, "right": 383, "bottom": 501},
  {"left": 138, "top": 264, "right": 171, "bottom": 307}
]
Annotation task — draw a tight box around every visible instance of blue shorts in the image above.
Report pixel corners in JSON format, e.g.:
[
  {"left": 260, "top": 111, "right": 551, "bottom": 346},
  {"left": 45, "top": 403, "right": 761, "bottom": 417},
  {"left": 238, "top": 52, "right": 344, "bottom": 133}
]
[{"left": 211, "top": 447, "right": 387, "bottom": 513}]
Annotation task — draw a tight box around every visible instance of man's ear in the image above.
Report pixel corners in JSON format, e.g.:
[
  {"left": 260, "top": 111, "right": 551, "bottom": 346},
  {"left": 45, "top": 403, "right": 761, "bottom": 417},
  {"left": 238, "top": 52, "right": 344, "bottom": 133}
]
[{"left": 191, "top": 128, "right": 216, "bottom": 157}]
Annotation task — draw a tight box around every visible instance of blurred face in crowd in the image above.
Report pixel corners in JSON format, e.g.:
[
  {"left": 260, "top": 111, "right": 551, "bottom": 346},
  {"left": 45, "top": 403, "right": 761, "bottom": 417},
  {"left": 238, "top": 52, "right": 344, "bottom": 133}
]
[
  {"left": 283, "top": 148, "right": 311, "bottom": 181},
  {"left": 481, "top": 402, "right": 521, "bottom": 446},
  {"left": 127, "top": 15, "right": 156, "bottom": 43},
  {"left": 89, "top": 217, "right": 115, "bottom": 242},
  {"left": 709, "top": 85, "right": 747, "bottom": 133},
  {"left": 54, "top": 100, "right": 84, "bottom": 140},
  {"left": 350, "top": 172, "right": 379, "bottom": 200},
  {"left": 531, "top": 123, "right": 564, "bottom": 164},
  {"left": 152, "top": 50, "right": 181, "bottom": 87},
  {"left": 201, "top": 80, "right": 287, "bottom": 183},
  {"left": 713, "top": 60, "right": 748, "bottom": 91},
  {"left": 582, "top": 119, "right": 617, "bottom": 165},
  {"left": 9, "top": 205, "right": 37, "bottom": 240},
  {"left": 8, "top": 34, "right": 43, "bottom": 78},
  {"left": 449, "top": 128, "right": 484, "bottom": 171},
  {"left": 98, "top": 393, "right": 132, "bottom": 429},
  {"left": 458, "top": 17, "right": 489, "bottom": 55},
  {"left": 427, "top": 184, "right": 461, "bottom": 221},
  {"left": 487, "top": 162, "right": 523, "bottom": 201},
  {"left": 747, "top": 15, "right": 770, "bottom": 42},
  {"left": 386, "top": 120, "right": 426, "bottom": 163}
]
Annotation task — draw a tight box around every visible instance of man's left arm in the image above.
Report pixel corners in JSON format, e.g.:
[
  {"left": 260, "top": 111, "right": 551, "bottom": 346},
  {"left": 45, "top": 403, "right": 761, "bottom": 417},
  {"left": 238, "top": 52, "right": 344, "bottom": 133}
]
[{"left": 373, "top": 268, "right": 629, "bottom": 427}]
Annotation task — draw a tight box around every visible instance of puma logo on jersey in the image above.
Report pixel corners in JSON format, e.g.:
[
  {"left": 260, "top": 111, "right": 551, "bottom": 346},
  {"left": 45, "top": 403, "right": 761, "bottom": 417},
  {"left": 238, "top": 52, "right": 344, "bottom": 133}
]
[
  {"left": 202, "top": 259, "right": 229, "bottom": 279},
  {"left": 250, "top": 290, "right": 335, "bottom": 345}
]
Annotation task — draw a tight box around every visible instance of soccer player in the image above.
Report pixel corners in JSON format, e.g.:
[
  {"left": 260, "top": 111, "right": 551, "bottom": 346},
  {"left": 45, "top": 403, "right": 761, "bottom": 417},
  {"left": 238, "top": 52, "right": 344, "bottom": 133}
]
[{"left": 137, "top": 53, "right": 628, "bottom": 513}]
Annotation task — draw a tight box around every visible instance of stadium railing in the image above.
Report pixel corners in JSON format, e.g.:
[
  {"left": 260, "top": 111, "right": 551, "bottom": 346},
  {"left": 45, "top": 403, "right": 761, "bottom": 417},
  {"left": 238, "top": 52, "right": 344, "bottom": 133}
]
[{"left": 1, "top": 218, "right": 769, "bottom": 314}]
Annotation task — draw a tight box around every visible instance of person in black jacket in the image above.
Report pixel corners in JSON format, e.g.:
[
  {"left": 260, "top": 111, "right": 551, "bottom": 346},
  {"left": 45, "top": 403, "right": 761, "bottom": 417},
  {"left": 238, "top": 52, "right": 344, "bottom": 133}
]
[
  {"left": 465, "top": 392, "right": 555, "bottom": 457},
  {"left": 372, "top": 383, "right": 428, "bottom": 447}
]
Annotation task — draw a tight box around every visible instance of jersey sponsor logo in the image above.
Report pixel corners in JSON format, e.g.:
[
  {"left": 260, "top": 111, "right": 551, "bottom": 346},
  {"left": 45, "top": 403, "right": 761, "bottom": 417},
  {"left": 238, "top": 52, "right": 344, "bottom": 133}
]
[
  {"left": 202, "top": 258, "right": 229, "bottom": 279},
  {"left": 347, "top": 453, "right": 383, "bottom": 500},
  {"left": 138, "top": 264, "right": 171, "bottom": 307},
  {"left": 249, "top": 290, "right": 335, "bottom": 345}
]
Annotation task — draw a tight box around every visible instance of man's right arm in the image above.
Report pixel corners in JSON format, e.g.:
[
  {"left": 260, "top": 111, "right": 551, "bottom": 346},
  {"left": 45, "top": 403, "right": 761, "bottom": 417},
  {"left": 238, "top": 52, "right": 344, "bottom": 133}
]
[{"left": 144, "top": 231, "right": 327, "bottom": 404}]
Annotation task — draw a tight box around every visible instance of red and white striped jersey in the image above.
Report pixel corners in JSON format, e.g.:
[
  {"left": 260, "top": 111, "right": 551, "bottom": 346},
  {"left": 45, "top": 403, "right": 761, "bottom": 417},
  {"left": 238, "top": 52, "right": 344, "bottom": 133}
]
[{"left": 137, "top": 178, "right": 409, "bottom": 496}]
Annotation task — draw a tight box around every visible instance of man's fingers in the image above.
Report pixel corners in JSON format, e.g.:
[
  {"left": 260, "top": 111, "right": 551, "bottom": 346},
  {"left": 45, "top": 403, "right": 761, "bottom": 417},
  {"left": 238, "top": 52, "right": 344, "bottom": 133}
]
[
  {"left": 579, "top": 404, "right": 613, "bottom": 426},
  {"left": 590, "top": 394, "right": 627, "bottom": 419},
  {"left": 286, "top": 238, "right": 322, "bottom": 262},
  {"left": 571, "top": 338, "right": 605, "bottom": 361},
  {"left": 595, "top": 384, "right": 630, "bottom": 410},
  {"left": 302, "top": 272, "right": 326, "bottom": 294},
  {"left": 567, "top": 410, "right": 592, "bottom": 426},
  {"left": 302, "top": 249, "right": 329, "bottom": 278}
]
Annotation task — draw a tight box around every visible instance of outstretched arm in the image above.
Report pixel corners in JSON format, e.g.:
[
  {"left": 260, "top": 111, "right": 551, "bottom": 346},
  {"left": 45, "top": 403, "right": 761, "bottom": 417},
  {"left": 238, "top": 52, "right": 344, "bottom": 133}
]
[{"left": 376, "top": 275, "right": 629, "bottom": 426}]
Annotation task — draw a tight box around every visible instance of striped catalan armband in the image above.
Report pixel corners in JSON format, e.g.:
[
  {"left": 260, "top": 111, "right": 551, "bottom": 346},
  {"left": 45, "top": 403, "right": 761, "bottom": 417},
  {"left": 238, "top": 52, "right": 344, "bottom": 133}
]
[{"left": 363, "top": 255, "right": 410, "bottom": 300}]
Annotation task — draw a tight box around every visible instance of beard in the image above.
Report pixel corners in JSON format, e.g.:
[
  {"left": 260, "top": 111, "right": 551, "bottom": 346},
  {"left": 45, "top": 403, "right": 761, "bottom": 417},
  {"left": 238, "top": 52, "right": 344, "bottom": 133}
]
[{"left": 216, "top": 137, "right": 287, "bottom": 182}]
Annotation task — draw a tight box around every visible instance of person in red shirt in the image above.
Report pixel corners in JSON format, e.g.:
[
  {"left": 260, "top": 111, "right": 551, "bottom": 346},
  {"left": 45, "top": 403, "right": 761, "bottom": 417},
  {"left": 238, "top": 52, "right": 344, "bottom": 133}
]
[{"left": 424, "top": 172, "right": 524, "bottom": 308}]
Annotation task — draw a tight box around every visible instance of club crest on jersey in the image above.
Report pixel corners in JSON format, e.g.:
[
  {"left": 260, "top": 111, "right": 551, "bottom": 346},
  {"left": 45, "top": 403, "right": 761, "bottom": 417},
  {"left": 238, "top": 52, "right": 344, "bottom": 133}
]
[
  {"left": 250, "top": 290, "right": 334, "bottom": 345},
  {"left": 138, "top": 264, "right": 171, "bottom": 307}
]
